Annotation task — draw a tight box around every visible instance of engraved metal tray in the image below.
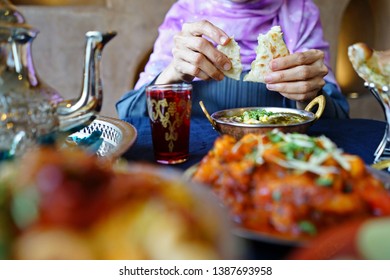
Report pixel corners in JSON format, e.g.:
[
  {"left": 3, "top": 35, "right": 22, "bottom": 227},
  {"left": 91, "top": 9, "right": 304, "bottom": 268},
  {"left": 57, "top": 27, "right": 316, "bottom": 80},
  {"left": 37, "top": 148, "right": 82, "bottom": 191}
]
[{"left": 67, "top": 116, "right": 137, "bottom": 158}]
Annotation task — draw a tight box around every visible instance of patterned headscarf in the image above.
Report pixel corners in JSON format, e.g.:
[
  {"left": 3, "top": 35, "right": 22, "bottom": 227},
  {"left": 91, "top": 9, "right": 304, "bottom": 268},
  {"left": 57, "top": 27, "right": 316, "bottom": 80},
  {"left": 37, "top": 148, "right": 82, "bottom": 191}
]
[{"left": 135, "top": 0, "right": 336, "bottom": 89}]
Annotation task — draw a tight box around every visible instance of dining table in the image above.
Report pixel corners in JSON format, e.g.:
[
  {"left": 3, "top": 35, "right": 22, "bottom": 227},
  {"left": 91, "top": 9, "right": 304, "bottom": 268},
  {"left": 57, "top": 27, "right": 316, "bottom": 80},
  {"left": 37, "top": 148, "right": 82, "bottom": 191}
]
[
  {"left": 121, "top": 115, "right": 390, "bottom": 260},
  {"left": 123, "top": 116, "right": 388, "bottom": 169}
]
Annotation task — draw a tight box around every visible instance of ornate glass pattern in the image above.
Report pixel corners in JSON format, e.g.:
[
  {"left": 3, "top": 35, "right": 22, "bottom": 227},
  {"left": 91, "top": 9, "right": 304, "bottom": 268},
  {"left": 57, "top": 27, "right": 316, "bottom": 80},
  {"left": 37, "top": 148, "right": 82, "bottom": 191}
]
[{"left": 147, "top": 97, "right": 191, "bottom": 152}]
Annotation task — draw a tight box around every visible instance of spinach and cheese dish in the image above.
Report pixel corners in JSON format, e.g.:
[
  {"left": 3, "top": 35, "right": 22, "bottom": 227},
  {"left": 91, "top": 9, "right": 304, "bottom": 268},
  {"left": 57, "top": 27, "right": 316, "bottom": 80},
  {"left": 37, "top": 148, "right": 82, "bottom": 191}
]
[{"left": 223, "top": 109, "right": 310, "bottom": 125}]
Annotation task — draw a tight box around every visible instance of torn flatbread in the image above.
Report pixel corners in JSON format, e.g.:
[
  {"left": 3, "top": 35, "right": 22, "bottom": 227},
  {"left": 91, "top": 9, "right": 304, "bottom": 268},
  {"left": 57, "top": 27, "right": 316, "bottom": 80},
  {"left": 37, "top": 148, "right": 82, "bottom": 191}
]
[
  {"left": 244, "top": 26, "right": 290, "bottom": 83},
  {"left": 217, "top": 36, "right": 242, "bottom": 80},
  {"left": 348, "top": 42, "right": 390, "bottom": 90}
]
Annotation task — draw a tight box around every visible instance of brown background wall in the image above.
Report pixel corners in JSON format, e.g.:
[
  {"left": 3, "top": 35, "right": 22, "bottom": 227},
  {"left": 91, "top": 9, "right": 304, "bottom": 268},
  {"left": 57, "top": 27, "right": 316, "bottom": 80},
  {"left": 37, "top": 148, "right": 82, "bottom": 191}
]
[
  {"left": 17, "top": 0, "right": 176, "bottom": 118},
  {"left": 14, "top": 0, "right": 390, "bottom": 120}
]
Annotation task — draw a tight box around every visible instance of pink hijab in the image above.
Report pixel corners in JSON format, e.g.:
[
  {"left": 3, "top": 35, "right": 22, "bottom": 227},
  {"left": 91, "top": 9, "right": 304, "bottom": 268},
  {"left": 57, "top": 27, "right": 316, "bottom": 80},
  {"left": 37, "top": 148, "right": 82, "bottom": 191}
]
[{"left": 135, "top": 0, "right": 336, "bottom": 89}]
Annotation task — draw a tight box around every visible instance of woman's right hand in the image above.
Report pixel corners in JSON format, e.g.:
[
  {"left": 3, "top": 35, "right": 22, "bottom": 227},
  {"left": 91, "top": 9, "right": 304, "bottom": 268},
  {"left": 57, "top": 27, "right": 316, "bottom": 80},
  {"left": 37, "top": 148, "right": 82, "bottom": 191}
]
[{"left": 155, "top": 20, "right": 232, "bottom": 84}]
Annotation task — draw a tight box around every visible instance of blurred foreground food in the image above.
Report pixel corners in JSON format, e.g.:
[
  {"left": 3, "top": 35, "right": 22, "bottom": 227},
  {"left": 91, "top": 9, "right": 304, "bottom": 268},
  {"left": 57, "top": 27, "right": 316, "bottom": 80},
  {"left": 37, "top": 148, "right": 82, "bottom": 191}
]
[
  {"left": 289, "top": 217, "right": 390, "bottom": 259},
  {"left": 0, "top": 147, "right": 236, "bottom": 260},
  {"left": 192, "top": 130, "right": 390, "bottom": 240}
]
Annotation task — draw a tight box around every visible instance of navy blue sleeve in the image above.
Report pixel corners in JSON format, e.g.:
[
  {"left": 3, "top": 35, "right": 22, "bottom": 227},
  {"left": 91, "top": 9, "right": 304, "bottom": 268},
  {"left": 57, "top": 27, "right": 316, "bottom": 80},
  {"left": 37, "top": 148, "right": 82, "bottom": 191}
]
[
  {"left": 319, "top": 82, "right": 349, "bottom": 119},
  {"left": 116, "top": 77, "right": 160, "bottom": 119}
]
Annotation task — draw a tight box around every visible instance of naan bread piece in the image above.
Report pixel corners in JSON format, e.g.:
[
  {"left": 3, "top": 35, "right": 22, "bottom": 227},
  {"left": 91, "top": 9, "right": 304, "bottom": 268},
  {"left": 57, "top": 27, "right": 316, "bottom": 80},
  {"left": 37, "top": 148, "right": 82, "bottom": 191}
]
[
  {"left": 348, "top": 42, "right": 390, "bottom": 89},
  {"left": 217, "top": 37, "right": 242, "bottom": 80},
  {"left": 244, "top": 26, "right": 290, "bottom": 83}
]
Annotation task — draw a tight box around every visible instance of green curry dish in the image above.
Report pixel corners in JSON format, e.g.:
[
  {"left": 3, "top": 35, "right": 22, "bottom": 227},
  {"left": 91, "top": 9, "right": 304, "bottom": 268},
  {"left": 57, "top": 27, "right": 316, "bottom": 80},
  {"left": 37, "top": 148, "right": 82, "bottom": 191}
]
[
  {"left": 241, "top": 109, "right": 274, "bottom": 123},
  {"left": 237, "top": 109, "right": 310, "bottom": 125}
]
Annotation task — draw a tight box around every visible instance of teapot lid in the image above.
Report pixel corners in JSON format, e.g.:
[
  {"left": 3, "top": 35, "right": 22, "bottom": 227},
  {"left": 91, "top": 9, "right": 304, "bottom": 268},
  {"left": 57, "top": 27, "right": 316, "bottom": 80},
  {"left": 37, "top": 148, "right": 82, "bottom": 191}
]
[
  {"left": 0, "top": 0, "right": 26, "bottom": 24},
  {"left": 0, "top": 0, "right": 38, "bottom": 39}
]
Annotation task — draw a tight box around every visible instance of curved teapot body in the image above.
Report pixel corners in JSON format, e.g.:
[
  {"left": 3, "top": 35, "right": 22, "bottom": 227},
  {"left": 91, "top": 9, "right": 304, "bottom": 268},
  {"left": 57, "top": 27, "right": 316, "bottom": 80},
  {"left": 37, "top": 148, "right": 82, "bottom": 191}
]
[{"left": 0, "top": 24, "right": 61, "bottom": 157}]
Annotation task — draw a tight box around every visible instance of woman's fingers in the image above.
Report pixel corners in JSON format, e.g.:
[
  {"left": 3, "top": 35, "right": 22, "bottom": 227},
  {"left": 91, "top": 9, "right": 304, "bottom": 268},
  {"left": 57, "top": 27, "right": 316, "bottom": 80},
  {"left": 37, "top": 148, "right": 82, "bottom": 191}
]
[
  {"left": 265, "top": 62, "right": 328, "bottom": 83},
  {"left": 172, "top": 46, "right": 225, "bottom": 81},
  {"left": 174, "top": 34, "right": 230, "bottom": 74},
  {"left": 269, "top": 49, "right": 325, "bottom": 71},
  {"left": 174, "top": 61, "right": 211, "bottom": 82},
  {"left": 267, "top": 77, "right": 325, "bottom": 95},
  {"left": 263, "top": 49, "right": 328, "bottom": 102},
  {"left": 181, "top": 20, "right": 230, "bottom": 46},
  {"left": 169, "top": 19, "right": 234, "bottom": 81},
  {"left": 265, "top": 49, "right": 328, "bottom": 84}
]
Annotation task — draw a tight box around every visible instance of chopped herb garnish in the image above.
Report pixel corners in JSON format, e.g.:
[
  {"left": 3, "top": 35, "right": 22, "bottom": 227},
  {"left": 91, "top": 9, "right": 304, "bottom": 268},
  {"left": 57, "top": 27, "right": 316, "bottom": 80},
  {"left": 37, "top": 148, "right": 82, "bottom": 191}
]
[
  {"left": 280, "top": 142, "right": 302, "bottom": 160},
  {"left": 316, "top": 176, "right": 333, "bottom": 187},
  {"left": 11, "top": 188, "right": 40, "bottom": 229},
  {"left": 298, "top": 220, "right": 317, "bottom": 236},
  {"left": 245, "top": 150, "right": 258, "bottom": 162},
  {"left": 272, "top": 190, "right": 282, "bottom": 201},
  {"left": 268, "top": 132, "right": 283, "bottom": 143},
  {"left": 242, "top": 109, "right": 274, "bottom": 122}
]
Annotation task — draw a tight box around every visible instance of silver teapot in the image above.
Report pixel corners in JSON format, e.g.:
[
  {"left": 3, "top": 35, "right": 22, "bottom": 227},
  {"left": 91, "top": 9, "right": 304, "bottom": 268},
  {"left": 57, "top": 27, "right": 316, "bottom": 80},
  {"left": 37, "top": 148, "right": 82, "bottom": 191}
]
[{"left": 0, "top": 0, "right": 116, "bottom": 159}]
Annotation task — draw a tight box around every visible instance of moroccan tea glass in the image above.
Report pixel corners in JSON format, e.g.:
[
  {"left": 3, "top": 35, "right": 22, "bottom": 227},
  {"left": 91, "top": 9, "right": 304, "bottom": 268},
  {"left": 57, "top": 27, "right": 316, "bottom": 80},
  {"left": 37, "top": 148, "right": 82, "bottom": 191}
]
[{"left": 146, "top": 83, "right": 192, "bottom": 164}]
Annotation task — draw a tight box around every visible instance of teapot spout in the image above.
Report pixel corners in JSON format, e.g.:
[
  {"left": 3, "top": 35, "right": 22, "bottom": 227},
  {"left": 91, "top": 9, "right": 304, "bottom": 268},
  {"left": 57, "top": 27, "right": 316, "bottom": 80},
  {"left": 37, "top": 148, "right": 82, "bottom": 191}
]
[
  {"left": 57, "top": 31, "right": 116, "bottom": 131},
  {"left": 101, "top": 31, "right": 117, "bottom": 46}
]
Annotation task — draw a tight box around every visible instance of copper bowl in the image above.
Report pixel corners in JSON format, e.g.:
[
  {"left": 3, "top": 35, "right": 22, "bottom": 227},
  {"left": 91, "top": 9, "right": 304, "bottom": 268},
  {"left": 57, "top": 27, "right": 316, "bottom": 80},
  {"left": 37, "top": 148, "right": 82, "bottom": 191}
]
[{"left": 200, "top": 95, "right": 325, "bottom": 139}]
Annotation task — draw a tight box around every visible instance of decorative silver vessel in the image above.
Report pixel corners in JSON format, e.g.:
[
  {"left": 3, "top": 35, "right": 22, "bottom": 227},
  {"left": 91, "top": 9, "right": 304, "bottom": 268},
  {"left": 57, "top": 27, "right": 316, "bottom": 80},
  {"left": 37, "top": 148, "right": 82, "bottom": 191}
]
[
  {"left": 365, "top": 82, "right": 390, "bottom": 163},
  {"left": 0, "top": 0, "right": 116, "bottom": 159}
]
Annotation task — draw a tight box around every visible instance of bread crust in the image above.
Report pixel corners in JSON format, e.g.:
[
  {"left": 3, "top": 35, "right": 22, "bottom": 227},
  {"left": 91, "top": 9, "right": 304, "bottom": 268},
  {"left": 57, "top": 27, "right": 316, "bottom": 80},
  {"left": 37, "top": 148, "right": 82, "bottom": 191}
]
[
  {"left": 348, "top": 42, "right": 390, "bottom": 88},
  {"left": 217, "top": 36, "right": 243, "bottom": 80},
  {"left": 244, "top": 26, "right": 290, "bottom": 83}
]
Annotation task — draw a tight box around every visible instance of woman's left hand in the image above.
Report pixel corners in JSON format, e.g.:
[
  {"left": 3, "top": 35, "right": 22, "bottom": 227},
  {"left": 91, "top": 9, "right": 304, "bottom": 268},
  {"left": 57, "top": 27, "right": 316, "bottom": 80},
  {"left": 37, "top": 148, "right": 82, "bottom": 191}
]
[{"left": 264, "top": 49, "right": 328, "bottom": 109}]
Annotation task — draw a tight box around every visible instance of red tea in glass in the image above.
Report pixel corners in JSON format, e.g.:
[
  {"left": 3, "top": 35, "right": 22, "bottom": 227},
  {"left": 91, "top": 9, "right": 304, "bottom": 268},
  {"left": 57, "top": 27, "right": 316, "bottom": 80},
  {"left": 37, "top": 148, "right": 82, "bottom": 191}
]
[{"left": 146, "top": 84, "right": 192, "bottom": 164}]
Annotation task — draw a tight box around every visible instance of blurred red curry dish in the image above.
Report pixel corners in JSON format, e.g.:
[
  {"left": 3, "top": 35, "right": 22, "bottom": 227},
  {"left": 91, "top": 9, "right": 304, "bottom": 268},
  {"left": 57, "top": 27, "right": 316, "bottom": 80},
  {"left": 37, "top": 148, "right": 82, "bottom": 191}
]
[{"left": 192, "top": 131, "right": 390, "bottom": 240}]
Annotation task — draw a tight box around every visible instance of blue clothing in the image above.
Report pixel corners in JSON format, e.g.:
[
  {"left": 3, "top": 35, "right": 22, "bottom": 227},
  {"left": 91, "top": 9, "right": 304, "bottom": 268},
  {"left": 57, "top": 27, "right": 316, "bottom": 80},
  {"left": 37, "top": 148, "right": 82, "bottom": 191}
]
[{"left": 116, "top": 72, "right": 349, "bottom": 120}]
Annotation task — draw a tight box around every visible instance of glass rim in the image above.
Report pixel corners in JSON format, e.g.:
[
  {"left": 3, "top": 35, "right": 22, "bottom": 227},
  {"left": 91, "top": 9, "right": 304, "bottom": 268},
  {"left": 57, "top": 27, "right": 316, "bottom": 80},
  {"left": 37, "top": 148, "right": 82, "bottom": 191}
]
[{"left": 146, "top": 83, "right": 192, "bottom": 91}]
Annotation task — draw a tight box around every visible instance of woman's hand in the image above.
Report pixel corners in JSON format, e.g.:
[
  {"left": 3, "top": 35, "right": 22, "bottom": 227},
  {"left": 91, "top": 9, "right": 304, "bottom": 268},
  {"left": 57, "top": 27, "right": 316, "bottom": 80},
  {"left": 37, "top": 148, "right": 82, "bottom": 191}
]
[
  {"left": 155, "top": 20, "right": 232, "bottom": 84},
  {"left": 264, "top": 49, "right": 328, "bottom": 109}
]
